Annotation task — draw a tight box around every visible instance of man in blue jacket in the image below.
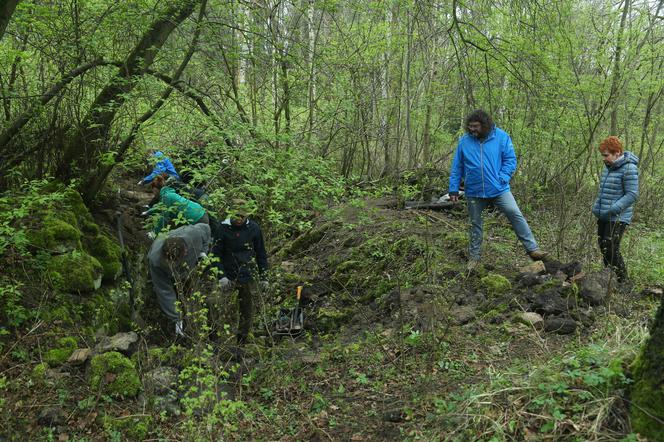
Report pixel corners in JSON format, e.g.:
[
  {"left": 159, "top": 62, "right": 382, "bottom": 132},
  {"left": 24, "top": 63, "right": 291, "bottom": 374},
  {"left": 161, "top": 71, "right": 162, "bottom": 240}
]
[
  {"left": 449, "top": 110, "right": 547, "bottom": 270},
  {"left": 591, "top": 136, "right": 639, "bottom": 283}
]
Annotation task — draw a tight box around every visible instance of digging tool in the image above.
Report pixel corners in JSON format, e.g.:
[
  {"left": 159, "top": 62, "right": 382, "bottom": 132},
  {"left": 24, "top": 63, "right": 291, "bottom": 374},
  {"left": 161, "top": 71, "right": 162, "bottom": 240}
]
[
  {"left": 275, "top": 285, "right": 304, "bottom": 336},
  {"left": 116, "top": 212, "right": 145, "bottom": 327}
]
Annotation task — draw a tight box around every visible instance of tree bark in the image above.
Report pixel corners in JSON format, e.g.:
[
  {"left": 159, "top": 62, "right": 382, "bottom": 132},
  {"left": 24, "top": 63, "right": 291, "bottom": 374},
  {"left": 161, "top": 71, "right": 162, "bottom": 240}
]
[
  {"left": 630, "top": 300, "right": 664, "bottom": 439},
  {"left": 83, "top": 0, "right": 209, "bottom": 203},
  {"left": 0, "top": 0, "right": 19, "bottom": 41},
  {"left": 609, "top": 0, "right": 631, "bottom": 135},
  {"left": 56, "top": 0, "right": 200, "bottom": 183}
]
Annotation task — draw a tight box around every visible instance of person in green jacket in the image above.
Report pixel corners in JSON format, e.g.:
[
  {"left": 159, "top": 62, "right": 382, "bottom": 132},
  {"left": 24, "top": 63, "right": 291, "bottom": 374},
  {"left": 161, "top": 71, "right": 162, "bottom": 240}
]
[{"left": 145, "top": 175, "right": 209, "bottom": 237}]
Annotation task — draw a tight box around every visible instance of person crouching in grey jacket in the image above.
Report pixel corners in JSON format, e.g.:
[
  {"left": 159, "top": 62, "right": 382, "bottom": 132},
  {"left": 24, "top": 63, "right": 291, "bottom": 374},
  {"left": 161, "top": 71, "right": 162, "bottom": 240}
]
[
  {"left": 148, "top": 223, "right": 211, "bottom": 337},
  {"left": 591, "top": 136, "right": 639, "bottom": 283}
]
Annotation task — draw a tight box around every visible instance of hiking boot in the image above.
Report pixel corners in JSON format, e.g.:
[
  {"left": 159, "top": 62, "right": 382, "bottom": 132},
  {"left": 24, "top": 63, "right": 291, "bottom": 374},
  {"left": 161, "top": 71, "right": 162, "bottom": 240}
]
[{"left": 528, "top": 250, "right": 548, "bottom": 261}]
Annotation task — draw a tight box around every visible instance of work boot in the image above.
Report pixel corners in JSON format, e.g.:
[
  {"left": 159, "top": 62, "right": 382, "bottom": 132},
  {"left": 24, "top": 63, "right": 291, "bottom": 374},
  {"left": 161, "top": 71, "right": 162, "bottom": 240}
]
[{"left": 528, "top": 250, "right": 548, "bottom": 261}]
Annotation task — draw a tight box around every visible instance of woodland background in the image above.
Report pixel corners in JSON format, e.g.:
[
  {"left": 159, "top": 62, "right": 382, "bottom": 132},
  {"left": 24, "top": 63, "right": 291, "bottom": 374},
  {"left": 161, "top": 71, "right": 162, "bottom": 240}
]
[{"left": 1, "top": 0, "right": 664, "bottom": 440}]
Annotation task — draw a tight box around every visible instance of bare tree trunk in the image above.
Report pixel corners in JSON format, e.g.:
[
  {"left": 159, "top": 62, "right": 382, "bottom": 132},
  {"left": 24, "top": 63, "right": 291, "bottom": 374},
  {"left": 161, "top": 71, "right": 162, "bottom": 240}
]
[
  {"left": 404, "top": 8, "right": 414, "bottom": 169},
  {"left": 305, "top": 0, "right": 318, "bottom": 144},
  {"left": 83, "top": 0, "right": 209, "bottom": 202},
  {"left": 0, "top": 0, "right": 19, "bottom": 41},
  {"left": 57, "top": 0, "right": 199, "bottom": 182},
  {"left": 381, "top": 7, "right": 392, "bottom": 177},
  {"left": 609, "top": 0, "right": 631, "bottom": 135}
]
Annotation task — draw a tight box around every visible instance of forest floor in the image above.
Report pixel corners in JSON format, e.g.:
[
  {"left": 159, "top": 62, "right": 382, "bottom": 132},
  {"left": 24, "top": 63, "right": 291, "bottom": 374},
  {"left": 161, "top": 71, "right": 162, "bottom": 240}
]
[{"left": 0, "top": 183, "right": 661, "bottom": 441}]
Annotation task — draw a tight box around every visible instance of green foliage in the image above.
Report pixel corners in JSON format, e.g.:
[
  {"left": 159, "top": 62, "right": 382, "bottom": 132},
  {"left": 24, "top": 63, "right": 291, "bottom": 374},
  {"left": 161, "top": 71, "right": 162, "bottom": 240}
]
[
  {"left": 44, "top": 337, "right": 77, "bottom": 367},
  {"left": 0, "top": 279, "right": 29, "bottom": 329},
  {"left": 200, "top": 142, "right": 344, "bottom": 238},
  {"left": 90, "top": 352, "right": 141, "bottom": 399}
]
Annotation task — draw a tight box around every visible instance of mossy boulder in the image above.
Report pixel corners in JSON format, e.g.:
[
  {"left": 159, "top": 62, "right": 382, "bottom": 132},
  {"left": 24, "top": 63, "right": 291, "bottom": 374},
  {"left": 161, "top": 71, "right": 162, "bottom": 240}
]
[
  {"left": 44, "top": 337, "right": 77, "bottom": 367},
  {"left": 86, "top": 233, "right": 122, "bottom": 281},
  {"left": 630, "top": 301, "right": 664, "bottom": 441},
  {"left": 103, "top": 414, "right": 152, "bottom": 441},
  {"left": 63, "top": 189, "right": 95, "bottom": 227},
  {"left": 480, "top": 273, "right": 512, "bottom": 295},
  {"left": 47, "top": 251, "right": 103, "bottom": 292},
  {"left": 27, "top": 215, "right": 81, "bottom": 252},
  {"left": 90, "top": 351, "right": 141, "bottom": 398}
]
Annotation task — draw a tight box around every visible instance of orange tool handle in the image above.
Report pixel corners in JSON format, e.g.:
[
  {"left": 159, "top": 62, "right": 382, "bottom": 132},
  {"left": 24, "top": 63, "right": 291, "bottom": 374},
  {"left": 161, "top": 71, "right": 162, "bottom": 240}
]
[{"left": 296, "top": 285, "right": 303, "bottom": 301}]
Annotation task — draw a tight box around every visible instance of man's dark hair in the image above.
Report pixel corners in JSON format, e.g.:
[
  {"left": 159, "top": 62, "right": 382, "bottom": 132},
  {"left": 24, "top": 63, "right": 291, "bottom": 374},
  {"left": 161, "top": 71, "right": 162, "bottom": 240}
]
[
  {"left": 465, "top": 109, "right": 494, "bottom": 132},
  {"left": 163, "top": 236, "right": 186, "bottom": 264}
]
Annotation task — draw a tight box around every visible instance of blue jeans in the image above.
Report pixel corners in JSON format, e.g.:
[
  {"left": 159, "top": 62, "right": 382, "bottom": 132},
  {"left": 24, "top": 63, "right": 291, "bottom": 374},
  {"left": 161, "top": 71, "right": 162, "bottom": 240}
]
[{"left": 466, "top": 191, "right": 539, "bottom": 260}]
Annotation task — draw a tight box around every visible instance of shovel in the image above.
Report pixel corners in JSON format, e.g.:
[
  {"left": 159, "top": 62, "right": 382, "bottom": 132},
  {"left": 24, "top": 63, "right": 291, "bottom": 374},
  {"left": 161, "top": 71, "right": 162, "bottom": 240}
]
[{"left": 275, "top": 285, "right": 304, "bottom": 336}]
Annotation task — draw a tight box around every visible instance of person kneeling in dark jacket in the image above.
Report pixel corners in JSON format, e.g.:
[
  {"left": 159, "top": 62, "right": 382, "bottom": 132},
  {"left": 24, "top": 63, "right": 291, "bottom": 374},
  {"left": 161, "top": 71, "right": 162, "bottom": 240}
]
[{"left": 211, "top": 199, "right": 269, "bottom": 345}]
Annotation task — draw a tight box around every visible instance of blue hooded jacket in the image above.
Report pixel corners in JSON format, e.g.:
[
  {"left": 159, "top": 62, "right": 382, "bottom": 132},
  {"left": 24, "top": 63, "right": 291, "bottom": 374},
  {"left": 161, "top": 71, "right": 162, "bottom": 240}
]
[
  {"left": 592, "top": 151, "right": 639, "bottom": 224},
  {"left": 449, "top": 126, "right": 516, "bottom": 198},
  {"left": 141, "top": 151, "right": 180, "bottom": 184}
]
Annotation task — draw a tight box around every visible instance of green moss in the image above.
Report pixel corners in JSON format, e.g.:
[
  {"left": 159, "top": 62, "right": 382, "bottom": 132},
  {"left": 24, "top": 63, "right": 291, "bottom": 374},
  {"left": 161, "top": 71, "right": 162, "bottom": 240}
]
[
  {"left": 535, "top": 278, "right": 563, "bottom": 293},
  {"left": 86, "top": 234, "right": 122, "bottom": 281},
  {"left": 27, "top": 216, "right": 81, "bottom": 251},
  {"left": 480, "top": 273, "right": 512, "bottom": 295},
  {"left": 317, "top": 307, "right": 353, "bottom": 332},
  {"left": 630, "top": 302, "right": 664, "bottom": 440},
  {"left": 63, "top": 189, "right": 94, "bottom": 226},
  {"left": 335, "top": 260, "right": 361, "bottom": 273},
  {"left": 103, "top": 414, "right": 152, "bottom": 441},
  {"left": 40, "top": 305, "right": 79, "bottom": 325},
  {"left": 47, "top": 251, "right": 103, "bottom": 292},
  {"left": 32, "top": 362, "right": 49, "bottom": 383},
  {"left": 81, "top": 220, "right": 100, "bottom": 236},
  {"left": 44, "top": 337, "right": 77, "bottom": 367},
  {"left": 90, "top": 351, "right": 141, "bottom": 399}
]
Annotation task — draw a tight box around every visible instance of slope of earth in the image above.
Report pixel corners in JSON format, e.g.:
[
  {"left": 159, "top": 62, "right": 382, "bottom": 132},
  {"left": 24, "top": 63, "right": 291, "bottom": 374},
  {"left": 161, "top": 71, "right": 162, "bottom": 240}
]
[{"left": 0, "top": 191, "right": 660, "bottom": 441}]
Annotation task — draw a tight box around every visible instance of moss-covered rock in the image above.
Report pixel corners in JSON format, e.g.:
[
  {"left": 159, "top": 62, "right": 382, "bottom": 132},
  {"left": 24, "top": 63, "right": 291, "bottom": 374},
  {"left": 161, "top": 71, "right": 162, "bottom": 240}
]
[
  {"left": 90, "top": 351, "right": 141, "bottom": 398},
  {"left": 86, "top": 233, "right": 122, "bottom": 281},
  {"left": 630, "top": 301, "right": 664, "bottom": 441},
  {"left": 44, "top": 337, "right": 77, "bottom": 367},
  {"left": 27, "top": 215, "right": 81, "bottom": 252},
  {"left": 47, "top": 251, "right": 103, "bottom": 292},
  {"left": 480, "top": 273, "right": 512, "bottom": 295},
  {"left": 63, "top": 188, "right": 95, "bottom": 227},
  {"left": 103, "top": 414, "right": 152, "bottom": 441}
]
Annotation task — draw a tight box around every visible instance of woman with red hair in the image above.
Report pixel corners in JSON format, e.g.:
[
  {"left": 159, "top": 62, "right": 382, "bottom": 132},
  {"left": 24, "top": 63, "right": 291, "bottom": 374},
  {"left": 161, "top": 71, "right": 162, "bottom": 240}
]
[{"left": 591, "top": 136, "right": 639, "bottom": 284}]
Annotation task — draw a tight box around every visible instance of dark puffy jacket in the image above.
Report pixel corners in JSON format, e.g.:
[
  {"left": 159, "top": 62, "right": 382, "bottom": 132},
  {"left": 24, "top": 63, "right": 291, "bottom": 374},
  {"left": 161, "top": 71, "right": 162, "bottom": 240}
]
[
  {"left": 592, "top": 151, "right": 639, "bottom": 224},
  {"left": 211, "top": 218, "right": 268, "bottom": 283}
]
